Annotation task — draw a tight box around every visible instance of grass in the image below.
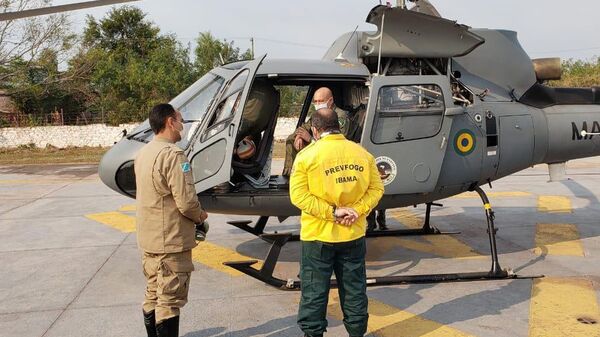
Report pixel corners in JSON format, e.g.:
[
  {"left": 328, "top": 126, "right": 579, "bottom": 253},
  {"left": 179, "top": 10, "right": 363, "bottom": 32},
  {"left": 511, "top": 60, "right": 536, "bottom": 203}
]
[
  {"left": 0, "top": 141, "right": 287, "bottom": 166},
  {"left": 0, "top": 145, "right": 109, "bottom": 165}
]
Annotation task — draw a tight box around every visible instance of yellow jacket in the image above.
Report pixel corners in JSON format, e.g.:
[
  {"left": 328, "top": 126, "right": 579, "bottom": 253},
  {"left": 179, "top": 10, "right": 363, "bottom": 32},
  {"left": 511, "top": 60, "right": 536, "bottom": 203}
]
[
  {"left": 290, "top": 133, "right": 384, "bottom": 243},
  {"left": 134, "top": 137, "right": 205, "bottom": 253}
]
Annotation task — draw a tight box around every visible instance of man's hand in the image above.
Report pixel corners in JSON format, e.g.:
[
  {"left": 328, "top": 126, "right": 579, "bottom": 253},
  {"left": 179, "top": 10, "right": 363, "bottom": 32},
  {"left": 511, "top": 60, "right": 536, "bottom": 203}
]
[
  {"left": 334, "top": 207, "right": 359, "bottom": 226},
  {"left": 294, "top": 135, "right": 306, "bottom": 151},
  {"left": 200, "top": 209, "right": 208, "bottom": 222},
  {"left": 295, "top": 127, "right": 311, "bottom": 143}
]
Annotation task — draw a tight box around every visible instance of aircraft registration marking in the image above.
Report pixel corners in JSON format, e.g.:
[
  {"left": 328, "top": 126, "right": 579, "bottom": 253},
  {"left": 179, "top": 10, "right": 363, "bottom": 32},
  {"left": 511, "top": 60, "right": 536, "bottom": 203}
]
[
  {"left": 537, "top": 196, "right": 572, "bottom": 213},
  {"left": 529, "top": 277, "right": 600, "bottom": 337},
  {"left": 533, "top": 224, "right": 584, "bottom": 256},
  {"left": 328, "top": 294, "right": 476, "bottom": 337}
]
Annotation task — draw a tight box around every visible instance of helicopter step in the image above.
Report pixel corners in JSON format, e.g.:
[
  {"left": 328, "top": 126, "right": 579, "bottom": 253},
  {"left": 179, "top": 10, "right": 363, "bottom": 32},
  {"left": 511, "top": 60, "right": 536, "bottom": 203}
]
[
  {"left": 227, "top": 202, "right": 459, "bottom": 244},
  {"left": 224, "top": 187, "right": 543, "bottom": 290}
]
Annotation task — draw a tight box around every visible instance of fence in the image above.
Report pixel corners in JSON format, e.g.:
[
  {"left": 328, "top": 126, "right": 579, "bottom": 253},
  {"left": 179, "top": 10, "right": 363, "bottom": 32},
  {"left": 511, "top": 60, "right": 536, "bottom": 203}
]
[{"left": 0, "top": 118, "right": 300, "bottom": 148}]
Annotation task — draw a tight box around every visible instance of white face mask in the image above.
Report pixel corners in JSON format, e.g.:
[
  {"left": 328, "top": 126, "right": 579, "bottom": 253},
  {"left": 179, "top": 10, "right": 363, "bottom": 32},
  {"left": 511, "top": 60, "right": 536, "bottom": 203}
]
[
  {"left": 173, "top": 120, "right": 184, "bottom": 140},
  {"left": 313, "top": 97, "right": 332, "bottom": 111},
  {"left": 313, "top": 102, "right": 329, "bottom": 111}
]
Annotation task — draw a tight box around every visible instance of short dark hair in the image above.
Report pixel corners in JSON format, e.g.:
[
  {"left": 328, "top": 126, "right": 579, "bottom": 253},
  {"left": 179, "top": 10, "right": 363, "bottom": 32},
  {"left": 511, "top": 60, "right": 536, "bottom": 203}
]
[
  {"left": 311, "top": 108, "right": 339, "bottom": 132},
  {"left": 149, "top": 103, "right": 176, "bottom": 134}
]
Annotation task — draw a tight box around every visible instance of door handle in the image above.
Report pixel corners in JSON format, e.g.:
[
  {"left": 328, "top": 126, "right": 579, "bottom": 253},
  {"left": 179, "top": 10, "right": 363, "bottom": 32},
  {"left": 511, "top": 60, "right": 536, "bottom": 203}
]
[{"left": 228, "top": 123, "right": 235, "bottom": 137}]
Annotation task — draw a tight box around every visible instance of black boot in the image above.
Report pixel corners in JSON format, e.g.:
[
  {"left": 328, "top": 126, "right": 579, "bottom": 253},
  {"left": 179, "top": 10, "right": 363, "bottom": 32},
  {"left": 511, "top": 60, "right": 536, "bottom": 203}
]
[
  {"left": 143, "top": 310, "right": 157, "bottom": 337},
  {"left": 377, "top": 209, "right": 388, "bottom": 230},
  {"left": 156, "top": 316, "right": 179, "bottom": 337},
  {"left": 366, "top": 211, "right": 376, "bottom": 232}
]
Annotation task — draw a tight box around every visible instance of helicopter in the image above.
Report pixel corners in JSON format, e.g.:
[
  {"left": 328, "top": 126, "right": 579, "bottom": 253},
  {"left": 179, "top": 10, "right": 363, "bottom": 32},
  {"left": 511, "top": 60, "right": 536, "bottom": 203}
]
[{"left": 9, "top": 0, "right": 599, "bottom": 289}]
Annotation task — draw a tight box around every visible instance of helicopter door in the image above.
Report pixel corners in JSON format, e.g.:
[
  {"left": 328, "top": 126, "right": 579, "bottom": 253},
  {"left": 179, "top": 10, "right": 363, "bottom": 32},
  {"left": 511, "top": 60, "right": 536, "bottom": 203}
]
[
  {"left": 189, "top": 55, "right": 266, "bottom": 193},
  {"left": 362, "top": 75, "right": 453, "bottom": 194}
]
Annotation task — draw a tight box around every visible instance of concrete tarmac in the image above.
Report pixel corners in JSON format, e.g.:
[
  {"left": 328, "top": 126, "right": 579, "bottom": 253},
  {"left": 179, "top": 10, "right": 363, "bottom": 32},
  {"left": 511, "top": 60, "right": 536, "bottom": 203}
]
[{"left": 1, "top": 158, "right": 600, "bottom": 337}]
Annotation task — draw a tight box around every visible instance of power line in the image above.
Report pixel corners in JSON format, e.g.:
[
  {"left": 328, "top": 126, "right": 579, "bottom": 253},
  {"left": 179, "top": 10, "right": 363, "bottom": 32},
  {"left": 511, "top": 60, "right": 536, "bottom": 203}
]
[
  {"left": 531, "top": 46, "right": 600, "bottom": 54},
  {"left": 227, "top": 36, "right": 328, "bottom": 49}
]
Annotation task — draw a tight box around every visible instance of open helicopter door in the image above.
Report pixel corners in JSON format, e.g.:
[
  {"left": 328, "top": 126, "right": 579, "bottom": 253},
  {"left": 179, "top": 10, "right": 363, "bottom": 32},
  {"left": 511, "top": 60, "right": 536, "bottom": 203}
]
[
  {"left": 362, "top": 75, "right": 454, "bottom": 194},
  {"left": 188, "top": 55, "right": 266, "bottom": 192}
]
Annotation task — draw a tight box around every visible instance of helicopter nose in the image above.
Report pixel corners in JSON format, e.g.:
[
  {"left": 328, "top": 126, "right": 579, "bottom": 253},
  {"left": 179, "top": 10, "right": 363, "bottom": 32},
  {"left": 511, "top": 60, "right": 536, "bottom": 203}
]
[{"left": 99, "top": 138, "right": 144, "bottom": 198}]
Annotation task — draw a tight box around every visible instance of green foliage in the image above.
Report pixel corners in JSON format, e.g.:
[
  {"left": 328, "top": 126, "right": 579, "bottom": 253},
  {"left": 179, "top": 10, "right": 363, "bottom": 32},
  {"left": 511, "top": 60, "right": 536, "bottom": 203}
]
[
  {"left": 79, "top": 6, "right": 194, "bottom": 125},
  {"left": 277, "top": 86, "right": 308, "bottom": 117},
  {"left": 194, "top": 32, "right": 252, "bottom": 77},
  {"left": 550, "top": 57, "right": 600, "bottom": 88},
  {"left": 7, "top": 50, "right": 87, "bottom": 124}
]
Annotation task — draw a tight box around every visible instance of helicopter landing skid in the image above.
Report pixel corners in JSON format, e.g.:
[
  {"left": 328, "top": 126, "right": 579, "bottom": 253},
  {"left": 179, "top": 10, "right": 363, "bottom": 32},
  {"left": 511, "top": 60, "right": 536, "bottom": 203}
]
[
  {"left": 224, "top": 187, "right": 543, "bottom": 290},
  {"left": 228, "top": 203, "right": 459, "bottom": 244}
]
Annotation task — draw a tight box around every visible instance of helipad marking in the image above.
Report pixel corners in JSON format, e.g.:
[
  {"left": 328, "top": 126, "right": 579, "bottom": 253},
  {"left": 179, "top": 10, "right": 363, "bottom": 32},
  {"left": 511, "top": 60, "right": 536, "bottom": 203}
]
[
  {"left": 191, "top": 242, "right": 263, "bottom": 277},
  {"left": 452, "top": 191, "right": 531, "bottom": 199},
  {"left": 85, "top": 207, "right": 261, "bottom": 276},
  {"left": 118, "top": 204, "right": 136, "bottom": 212},
  {"left": 529, "top": 277, "right": 600, "bottom": 337},
  {"left": 388, "top": 209, "right": 482, "bottom": 259},
  {"left": 538, "top": 196, "right": 572, "bottom": 213},
  {"left": 534, "top": 224, "right": 584, "bottom": 256},
  {"left": 85, "top": 211, "right": 136, "bottom": 232},
  {"left": 328, "top": 294, "right": 475, "bottom": 337}
]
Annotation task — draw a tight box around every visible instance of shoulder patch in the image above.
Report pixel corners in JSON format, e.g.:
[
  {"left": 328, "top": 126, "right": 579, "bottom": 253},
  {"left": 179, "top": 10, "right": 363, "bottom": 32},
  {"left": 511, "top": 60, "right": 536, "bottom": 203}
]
[{"left": 181, "top": 162, "right": 191, "bottom": 173}]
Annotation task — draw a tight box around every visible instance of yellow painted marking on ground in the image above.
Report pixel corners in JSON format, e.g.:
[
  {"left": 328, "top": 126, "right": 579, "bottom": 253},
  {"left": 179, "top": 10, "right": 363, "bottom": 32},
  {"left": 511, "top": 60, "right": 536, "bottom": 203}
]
[
  {"left": 452, "top": 191, "right": 531, "bottom": 199},
  {"left": 85, "top": 211, "right": 136, "bottom": 232},
  {"left": 529, "top": 277, "right": 600, "bottom": 337},
  {"left": 387, "top": 209, "right": 482, "bottom": 259},
  {"left": 533, "top": 224, "right": 585, "bottom": 256},
  {"left": 85, "top": 210, "right": 261, "bottom": 276},
  {"left": 191, "top": 242, "right": 263, "bottom": 277},
  {"left": 538, "top": 195, "right": 572, "bottom": 213},
  {"left": 118, "top": 204, "right": 136, "bottom": 212},
  {"left": 328, "top": 294, "right": 475, "bottom": 337}
]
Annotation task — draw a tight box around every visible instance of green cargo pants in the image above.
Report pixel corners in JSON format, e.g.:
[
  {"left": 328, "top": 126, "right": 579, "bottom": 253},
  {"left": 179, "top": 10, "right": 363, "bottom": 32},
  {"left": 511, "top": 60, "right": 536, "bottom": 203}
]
[{"left": 297, "top": 238, "right": 368, "bottom": 337}]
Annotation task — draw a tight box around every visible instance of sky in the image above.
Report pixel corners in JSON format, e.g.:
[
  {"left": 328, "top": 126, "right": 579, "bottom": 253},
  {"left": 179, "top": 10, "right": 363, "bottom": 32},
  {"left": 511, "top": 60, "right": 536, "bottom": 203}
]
[{"left": 54, "top": 0, "right": 600, "bottom": 61}]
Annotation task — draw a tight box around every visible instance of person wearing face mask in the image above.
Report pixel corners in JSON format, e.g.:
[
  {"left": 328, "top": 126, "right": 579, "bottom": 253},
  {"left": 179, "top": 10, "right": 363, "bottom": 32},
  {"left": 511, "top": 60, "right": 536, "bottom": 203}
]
[
  {"left": 282, "top": 87, "right": 349, "bottom": 176},
  {"left": 134, "top": 103, "right": 209, "bottom": 337},
  {"left": 290, "top": 108, "right": 384, "bottom": 337}
]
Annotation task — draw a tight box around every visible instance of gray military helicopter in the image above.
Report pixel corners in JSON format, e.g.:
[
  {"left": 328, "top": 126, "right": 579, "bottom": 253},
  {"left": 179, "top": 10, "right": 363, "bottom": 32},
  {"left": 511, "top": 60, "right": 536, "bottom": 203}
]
[
  {"left": 98, "top": 0, "right": 600, "bottom": 289},
  {"left": 25, "top": 0, "right": 599, "bottom": 289}
]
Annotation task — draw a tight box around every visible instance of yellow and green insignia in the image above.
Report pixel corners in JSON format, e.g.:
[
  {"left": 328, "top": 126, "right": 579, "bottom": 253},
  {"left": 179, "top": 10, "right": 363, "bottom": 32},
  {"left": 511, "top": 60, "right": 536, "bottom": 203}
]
[{"left": 454, "top": 129, "right": 476, "bottom": 156}]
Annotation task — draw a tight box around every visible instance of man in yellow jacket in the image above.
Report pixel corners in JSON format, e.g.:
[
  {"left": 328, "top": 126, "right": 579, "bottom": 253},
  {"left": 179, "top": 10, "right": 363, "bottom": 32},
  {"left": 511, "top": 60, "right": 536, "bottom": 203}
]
[
  {"left": 290, "top": 108, "right": 384, "bottom": 337},
  {"left": 135, "top": 103, "right": 208, "bottom": 337}
]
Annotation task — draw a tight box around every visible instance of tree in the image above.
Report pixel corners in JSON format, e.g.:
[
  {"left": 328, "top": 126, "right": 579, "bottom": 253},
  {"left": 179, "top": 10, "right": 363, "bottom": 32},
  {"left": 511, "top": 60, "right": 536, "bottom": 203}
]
[
  {"left": 0, "top": 0, "right": 74, "bottom": 85},
  {"left": 77, "top": 6, "right": 195, "bottom": 124},
  {"left": 550, "top": 58, "right": 600, "bottom": 88},
  {"left": 194, "top": 32, "right": 252, "bottom": 77}
]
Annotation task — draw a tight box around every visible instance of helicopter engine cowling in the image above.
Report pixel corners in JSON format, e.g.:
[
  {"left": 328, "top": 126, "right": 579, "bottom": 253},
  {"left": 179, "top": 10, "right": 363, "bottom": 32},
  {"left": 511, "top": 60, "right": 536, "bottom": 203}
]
[{"left": 533, "top": 58, "right": 562, "bottom": 82}]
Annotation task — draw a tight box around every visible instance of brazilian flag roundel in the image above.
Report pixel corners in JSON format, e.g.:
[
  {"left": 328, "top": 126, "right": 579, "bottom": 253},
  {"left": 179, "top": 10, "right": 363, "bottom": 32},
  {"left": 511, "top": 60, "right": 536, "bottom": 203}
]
[{"left": 454, "top": 129, "right": 476, "bottom": 156}]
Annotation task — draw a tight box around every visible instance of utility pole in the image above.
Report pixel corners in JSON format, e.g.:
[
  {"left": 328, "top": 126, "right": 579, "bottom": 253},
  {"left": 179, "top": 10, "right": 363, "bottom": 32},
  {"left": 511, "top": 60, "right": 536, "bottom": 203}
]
[{"left": 250, "top": 37, "right": 255, "bottom": 59}]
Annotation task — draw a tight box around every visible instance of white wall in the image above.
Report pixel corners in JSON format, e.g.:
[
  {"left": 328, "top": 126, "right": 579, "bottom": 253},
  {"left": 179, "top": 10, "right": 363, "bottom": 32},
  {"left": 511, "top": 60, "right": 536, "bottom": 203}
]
[{"left": 0, "top": 118, "right": 299, "bottom": 148}]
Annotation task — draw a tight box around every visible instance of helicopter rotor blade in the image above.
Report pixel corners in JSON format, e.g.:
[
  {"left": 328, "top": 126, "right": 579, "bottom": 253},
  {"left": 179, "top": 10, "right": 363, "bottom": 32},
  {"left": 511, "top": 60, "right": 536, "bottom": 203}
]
[
  {"left": 0, "top": 0, "right": 141, "bottom": 21},
  {"left": 409, "top": 0, "right": 442, "bottom": 18}
]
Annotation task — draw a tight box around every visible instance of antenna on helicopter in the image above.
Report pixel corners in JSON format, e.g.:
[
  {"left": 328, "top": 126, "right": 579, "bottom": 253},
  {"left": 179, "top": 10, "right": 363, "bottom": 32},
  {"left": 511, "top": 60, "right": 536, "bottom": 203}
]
[
  {"left": 581, "top": 130, "right": 600, "bottom": 137},
  {"left": 334, "top": 25, "right": 359, "bottom": 63}
]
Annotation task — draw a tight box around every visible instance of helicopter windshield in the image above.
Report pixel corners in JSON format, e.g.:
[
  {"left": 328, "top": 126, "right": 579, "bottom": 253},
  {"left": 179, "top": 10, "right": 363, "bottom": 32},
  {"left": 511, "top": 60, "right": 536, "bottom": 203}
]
[{"left": 127, "top": 72, "right": 225, "bottom": 148}]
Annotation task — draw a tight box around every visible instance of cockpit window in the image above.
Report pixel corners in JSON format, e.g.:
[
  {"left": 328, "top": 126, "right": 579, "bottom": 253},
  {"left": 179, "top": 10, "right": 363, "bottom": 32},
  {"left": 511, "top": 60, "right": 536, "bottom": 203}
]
[
  {"left": 371, "top": 84, "right": 445, "bottom": 143},
  {"left": 127, "top": 72, "right": 225, "bottom": 148},
  {"left": 178, "top": 73, "right": 225, "bottom": 121},
  {"left": 202, "top": 70, "right": 249, "bottom": 141}
]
